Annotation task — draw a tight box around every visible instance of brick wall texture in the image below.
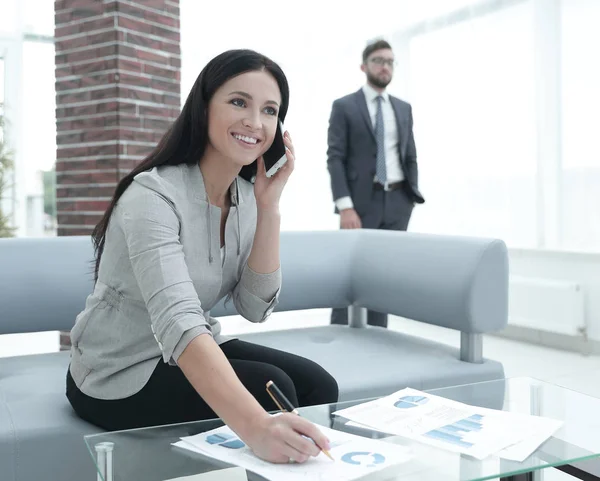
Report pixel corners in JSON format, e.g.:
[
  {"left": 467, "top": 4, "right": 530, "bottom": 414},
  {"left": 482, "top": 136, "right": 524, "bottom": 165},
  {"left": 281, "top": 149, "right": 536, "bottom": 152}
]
[{"left": 54, "top": 0, "right": 181, "bottom": 236}]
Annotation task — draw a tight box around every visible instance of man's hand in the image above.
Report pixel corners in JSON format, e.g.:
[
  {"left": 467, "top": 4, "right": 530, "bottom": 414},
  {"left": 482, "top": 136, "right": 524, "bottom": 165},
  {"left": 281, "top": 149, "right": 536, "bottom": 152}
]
[{"left": 340, "top": 208, "right": 361, "bottom": 229}]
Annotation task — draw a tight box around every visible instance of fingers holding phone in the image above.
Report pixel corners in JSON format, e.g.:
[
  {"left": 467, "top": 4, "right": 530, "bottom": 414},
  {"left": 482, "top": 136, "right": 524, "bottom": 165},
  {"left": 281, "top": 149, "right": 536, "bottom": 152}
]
[
  {"left": 279, "top": 130, "right": 295, "bottom": 177},
  {"left": 253, "top": 122, "right": 295, "bottom": 210}
]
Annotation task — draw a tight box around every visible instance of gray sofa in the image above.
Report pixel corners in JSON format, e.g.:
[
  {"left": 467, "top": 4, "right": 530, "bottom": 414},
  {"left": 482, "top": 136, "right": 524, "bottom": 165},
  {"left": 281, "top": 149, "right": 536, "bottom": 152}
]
[{"left": 0, "top": 229, "right": 508, "bottom": 481}]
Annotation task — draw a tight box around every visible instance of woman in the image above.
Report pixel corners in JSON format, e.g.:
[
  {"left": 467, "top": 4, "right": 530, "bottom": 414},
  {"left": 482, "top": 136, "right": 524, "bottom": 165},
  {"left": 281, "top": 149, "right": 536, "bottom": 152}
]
[{"left": 66, "top": 49, "right": 338, "bottom": 464}]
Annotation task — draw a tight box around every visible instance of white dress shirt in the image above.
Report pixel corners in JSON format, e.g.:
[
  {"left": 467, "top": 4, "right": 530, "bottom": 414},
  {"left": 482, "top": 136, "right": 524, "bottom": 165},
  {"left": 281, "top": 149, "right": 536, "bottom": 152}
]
[{"left": 336, "top": 84, "right": 404, "bottom": 212}]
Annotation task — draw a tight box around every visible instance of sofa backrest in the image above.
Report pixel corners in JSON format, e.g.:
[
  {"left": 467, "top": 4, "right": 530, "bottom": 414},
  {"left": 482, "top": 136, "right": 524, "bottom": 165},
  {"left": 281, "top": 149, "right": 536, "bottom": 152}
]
[
  {"left": 0, "top": 230, "right": 508, "bottom": 335},
  {"left": 1, "top": 236, "right": 96, "bottom": 334},
  {"left": 0, "top": 232, "right": 355, "bottom": 335}
]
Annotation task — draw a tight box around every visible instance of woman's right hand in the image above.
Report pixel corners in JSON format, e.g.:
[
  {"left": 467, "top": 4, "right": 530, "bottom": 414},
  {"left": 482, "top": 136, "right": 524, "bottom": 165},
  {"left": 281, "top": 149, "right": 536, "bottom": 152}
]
[{"left": 246, "top": 413, "right": 331, "bottom": 464}]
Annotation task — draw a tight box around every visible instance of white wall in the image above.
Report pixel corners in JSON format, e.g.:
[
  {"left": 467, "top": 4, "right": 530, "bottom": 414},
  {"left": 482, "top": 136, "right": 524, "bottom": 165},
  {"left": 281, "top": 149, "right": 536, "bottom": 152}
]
[
  {"left": 509, "top": 248, "right": 600, "bottom": 343},
  {"left": 179, "top": 0, "right": 489, "bottom": 233}
]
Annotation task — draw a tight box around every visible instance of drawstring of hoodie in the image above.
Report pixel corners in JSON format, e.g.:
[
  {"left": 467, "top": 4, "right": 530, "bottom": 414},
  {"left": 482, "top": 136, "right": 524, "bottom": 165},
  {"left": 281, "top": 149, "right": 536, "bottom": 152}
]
[
  {"left": 207, "top": 177, "right": 241, "bottom": 264},
  {"left": 207, "top": 199, "right": 213, "bottom": 264},
  {"left": 235, "top": 178, "right": 241, "bottom": 256}
]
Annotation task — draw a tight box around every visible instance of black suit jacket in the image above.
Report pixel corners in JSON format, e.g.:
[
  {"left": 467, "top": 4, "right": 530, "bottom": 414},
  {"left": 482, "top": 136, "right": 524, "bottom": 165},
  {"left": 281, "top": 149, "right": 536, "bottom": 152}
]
[{"left": 326, "top": 88, "right": 425, "bottom": 215}]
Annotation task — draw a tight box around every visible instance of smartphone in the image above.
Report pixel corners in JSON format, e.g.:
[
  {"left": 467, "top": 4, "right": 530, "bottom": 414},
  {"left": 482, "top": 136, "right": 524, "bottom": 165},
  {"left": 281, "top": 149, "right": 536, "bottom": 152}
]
[
  {"left": 263, "top": 120, "right": 288, "bottom": 178},
  {"left": 238, "top": 121, "right": 288, "bottom": 184}
]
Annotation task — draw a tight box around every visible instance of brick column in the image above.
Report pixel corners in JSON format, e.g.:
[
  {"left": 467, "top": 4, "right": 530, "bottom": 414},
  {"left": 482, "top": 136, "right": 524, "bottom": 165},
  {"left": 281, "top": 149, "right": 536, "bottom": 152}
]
[
  {"left": 54, "top": 0, "right": 181, "bottom": 235},
  {"left": 54, "top": 0, "right": 181, "bottom": 348}
]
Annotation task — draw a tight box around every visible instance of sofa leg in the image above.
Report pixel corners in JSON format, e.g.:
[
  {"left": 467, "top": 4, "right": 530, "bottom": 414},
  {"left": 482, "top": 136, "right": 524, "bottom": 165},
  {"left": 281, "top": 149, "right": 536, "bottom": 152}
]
[
  {"left": 348, "top": 306, "right": 367, "bottom": 328},
  {"left": 460, "top": 332, "right": 483, "bottom": 363}
]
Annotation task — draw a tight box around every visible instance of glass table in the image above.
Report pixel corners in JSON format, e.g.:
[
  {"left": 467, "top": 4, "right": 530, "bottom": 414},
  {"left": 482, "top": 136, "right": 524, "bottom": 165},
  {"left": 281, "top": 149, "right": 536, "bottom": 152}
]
[{"left": 85, "top": 377, "right": 600, "bottom": 481}]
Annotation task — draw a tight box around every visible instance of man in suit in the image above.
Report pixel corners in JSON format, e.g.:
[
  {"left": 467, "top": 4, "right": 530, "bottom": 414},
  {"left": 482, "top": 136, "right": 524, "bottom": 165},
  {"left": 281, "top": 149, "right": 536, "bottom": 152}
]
[{"left": 327, "top": 39, "right": 425, "bottom": 328}]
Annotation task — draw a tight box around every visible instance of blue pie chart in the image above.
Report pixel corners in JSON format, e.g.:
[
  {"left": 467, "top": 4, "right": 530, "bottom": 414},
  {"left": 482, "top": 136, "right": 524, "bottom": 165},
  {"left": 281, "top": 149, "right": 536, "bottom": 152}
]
[
  {"left": 206, "top": 433, "right": 245, "bottom": 449},
  {"left": 394, "top": 395, "right": 429, "bottom": 409},
  {"left": 341, "top": 451, "right": 385, "bottom": 467}
]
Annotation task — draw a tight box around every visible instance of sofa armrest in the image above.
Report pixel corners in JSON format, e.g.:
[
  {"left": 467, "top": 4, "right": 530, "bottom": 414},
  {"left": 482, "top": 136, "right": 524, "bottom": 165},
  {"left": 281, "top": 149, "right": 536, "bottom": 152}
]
[{"left": 351, "top": 230, "right": 509, "bottom": 334}]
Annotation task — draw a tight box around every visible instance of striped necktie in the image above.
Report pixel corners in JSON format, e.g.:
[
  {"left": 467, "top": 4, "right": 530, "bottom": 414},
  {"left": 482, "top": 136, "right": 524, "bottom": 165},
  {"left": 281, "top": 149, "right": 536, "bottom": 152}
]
[{"left": 375, "top": 95, "right": 387, "bottom": 184}]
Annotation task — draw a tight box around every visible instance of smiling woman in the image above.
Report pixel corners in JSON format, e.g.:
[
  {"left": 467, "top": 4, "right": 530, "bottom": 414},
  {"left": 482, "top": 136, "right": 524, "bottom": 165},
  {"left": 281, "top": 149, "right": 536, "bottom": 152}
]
[
  {"left": 64, "top": 49, "right": 338, "bottom": 465},
  {"left": 206, "top": 72, "right": 281, "bottom": 171}
]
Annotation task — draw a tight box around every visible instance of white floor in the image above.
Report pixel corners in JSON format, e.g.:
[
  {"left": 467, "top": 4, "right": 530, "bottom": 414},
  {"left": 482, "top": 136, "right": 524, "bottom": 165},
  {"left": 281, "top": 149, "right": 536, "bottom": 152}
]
[{"left": 2, "top": 309, "right": 599, "bottom": 480}]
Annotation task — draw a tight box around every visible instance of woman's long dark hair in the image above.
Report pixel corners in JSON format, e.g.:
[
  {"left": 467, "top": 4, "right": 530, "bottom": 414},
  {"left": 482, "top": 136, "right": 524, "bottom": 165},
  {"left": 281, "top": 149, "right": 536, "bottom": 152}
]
[{"left": 91, "top": 49, "right": 290, "bottom": 281}]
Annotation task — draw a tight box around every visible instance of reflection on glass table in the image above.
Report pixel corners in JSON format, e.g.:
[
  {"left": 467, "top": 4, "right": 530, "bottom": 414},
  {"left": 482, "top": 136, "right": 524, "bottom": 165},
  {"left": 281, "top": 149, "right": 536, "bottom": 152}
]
[{"left": 85, "top": 377, "right": 600, "bottom": 481}]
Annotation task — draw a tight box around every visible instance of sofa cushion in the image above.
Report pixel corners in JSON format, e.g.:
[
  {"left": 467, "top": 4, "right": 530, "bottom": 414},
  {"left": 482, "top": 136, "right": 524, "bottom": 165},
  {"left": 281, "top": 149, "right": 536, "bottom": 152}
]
[
  {"left": 238, "top": 326, "right": 505, "bottom": 401},
  {"left": 0, "top": 352, "right": 101, "bottom": 481}
]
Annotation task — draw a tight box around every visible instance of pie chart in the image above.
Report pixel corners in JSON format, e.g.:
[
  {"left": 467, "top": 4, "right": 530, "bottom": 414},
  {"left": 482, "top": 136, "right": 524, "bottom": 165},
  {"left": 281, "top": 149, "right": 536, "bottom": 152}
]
[
  {"left": 394, "top": 395, "right": 429, "bottom": 409},
  {"left": 205, "top": 433, "right": 245, "bottom": 449},
  {"left": 341, "top": 451, "right": 385, "bottom": 467}
]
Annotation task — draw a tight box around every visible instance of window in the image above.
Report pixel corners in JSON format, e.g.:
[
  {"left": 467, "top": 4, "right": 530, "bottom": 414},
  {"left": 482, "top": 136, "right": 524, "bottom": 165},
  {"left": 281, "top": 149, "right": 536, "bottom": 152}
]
[
  {"left": 0, "top": 52, "right": 12, "bottom": 230},
  {"left": 0, "top": 55, "right": 5, "bottom": 103},
  {"left": 22, "top": 40, "right": 56, "bottom": 236},
  {"left": 560, "top": 0, "right": 600, "bottom": 252},
  {"left": 22, "top": 40, "right": 56, "bottom": 175},
  {"left": 406, "top": 2, "right": 538, "bottom": 247},
  {"left": 0, "top": 0, "right": 56, "bottom": 237},
  {"left": 23, "top": 0, "right": 55, "bottom": 37},
  {"left": 0, "top": 1, "right": 18, "bottom": 36},
  {"left": 179, "top": 0, "right": 495, "bottom": 232},
  {"left": 178, "top": 0, "right": 600, "bottom": 251}
]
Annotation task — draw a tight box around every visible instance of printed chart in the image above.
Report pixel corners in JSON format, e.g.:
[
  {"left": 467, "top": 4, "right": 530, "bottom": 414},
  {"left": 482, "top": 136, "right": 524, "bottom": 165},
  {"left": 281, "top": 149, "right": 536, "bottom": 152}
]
[
  {"left": 174, "top": 423, "right": 413, "bottom": 481},
  {"left": 394, "top": 395, "right": 429, "bottom": 409}
]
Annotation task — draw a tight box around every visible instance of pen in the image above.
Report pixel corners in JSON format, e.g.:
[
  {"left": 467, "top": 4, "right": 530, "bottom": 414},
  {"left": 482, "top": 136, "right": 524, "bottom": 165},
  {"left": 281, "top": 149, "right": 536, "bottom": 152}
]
[{"left": 266, "top": 380, "right": 334, "bottom": 461}]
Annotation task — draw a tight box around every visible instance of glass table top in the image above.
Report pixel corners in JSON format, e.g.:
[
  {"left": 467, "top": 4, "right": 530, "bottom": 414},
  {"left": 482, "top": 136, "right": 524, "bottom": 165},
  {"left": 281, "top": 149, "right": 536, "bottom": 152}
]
[{"left": 85, "top": 377, "right": 600, "bottom": 481}]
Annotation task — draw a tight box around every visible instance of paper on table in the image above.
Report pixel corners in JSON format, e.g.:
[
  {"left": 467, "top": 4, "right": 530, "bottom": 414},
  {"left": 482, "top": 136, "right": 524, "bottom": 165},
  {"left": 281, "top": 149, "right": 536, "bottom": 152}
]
[
  {"left": 345, "top": 418, "right": 562, "bottom": 463},
  {"left": 497, "top": 415, "right": 563, "bottom": 462},
  {"left": 333, "top": 388, "right": 562, "bottom": 461},
  {"left": 346, "top": 421, "right": 387, "bottom": 433},
  {"left": 163, "top": 467, "right": 247, "bottom": 481},
  {"left": 173, "top": 423, "right": 414, "bottom": 481}
]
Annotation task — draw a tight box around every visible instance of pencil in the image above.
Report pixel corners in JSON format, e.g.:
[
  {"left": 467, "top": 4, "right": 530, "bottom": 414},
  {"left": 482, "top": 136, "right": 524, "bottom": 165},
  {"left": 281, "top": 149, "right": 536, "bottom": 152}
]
[{"left": 266, "top": 380, "right": 334, "bottom": 461}]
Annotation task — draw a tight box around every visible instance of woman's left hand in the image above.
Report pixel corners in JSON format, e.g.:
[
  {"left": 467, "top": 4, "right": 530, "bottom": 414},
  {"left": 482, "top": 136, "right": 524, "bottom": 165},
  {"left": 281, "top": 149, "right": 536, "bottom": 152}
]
[{"left": 253, "top": 131, "right": 295, "bottom": 211}]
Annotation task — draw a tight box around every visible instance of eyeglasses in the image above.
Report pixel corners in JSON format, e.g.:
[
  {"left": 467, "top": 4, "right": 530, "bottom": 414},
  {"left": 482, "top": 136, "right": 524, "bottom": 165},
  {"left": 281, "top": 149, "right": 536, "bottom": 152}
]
[{"left": 369, "top": 57, "right": 396, "bottom": 68}]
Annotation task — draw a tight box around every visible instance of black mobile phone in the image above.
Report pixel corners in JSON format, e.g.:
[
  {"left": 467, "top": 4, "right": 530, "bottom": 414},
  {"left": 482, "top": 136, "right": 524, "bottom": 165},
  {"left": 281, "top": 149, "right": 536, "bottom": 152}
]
[{"left": 238, "top": 121, "right": 287, "bottom": 183}]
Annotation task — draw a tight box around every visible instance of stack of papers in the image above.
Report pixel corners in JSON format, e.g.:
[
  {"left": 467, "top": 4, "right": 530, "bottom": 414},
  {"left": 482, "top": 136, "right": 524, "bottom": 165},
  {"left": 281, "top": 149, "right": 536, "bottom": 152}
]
[
  {"left": 173, "top": 423, "right": 414, "bottom": 481},
  {"left": 333, "top": 388, "right": 563, "bottom": 462}
]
